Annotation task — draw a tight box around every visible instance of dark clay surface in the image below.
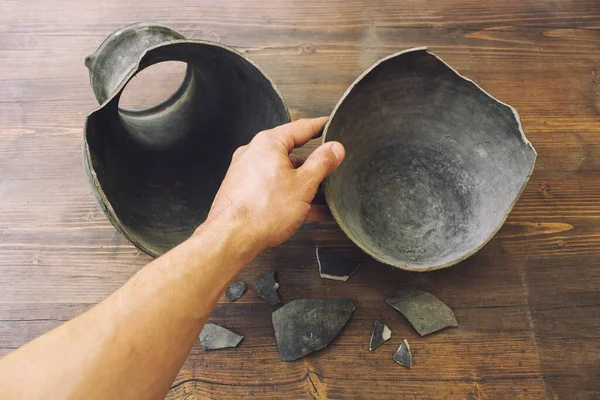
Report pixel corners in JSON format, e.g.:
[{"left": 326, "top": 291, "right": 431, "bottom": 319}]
[
  {"left": 316, "top": 247, "right": 360, "bottom": 281},
  {"left": 323, "top": 49, "right": 536, "bottom": 270},
  {"left": 252, "top": 271, "right": 280, "bottom": 305},
  {"left": 386, "top": 289, "right": 458, "bottom": 336},
  {"left": 272, "top": 298, "right": 355, "bottom": 361},
  {"left": 85, "top": 24, "right": 289, "bottom": 256},
  {"left": 369, "top": 320, "right": 391, "bottom": 351},
  {"left": 225, "top": 281, "right": 246, "bottom": 302}
]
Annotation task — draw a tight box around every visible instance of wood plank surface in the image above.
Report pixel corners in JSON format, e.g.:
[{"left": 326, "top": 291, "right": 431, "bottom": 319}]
[{"left": 1, "top": 0, "right": 599, "bottom": 398}]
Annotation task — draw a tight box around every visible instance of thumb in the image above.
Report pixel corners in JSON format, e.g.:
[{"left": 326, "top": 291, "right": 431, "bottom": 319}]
[{"left": 298, "top": 141, "right": 345, "bottom": 191}]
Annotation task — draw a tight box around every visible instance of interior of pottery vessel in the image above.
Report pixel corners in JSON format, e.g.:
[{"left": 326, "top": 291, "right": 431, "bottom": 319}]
[
  {"left": 86, "top": 42, "right": 289, "bottom": 255},
  {"left": 118, "top": 60, "right": 189, "bottom": 112},
  {"left": 324, "top": 50, "right": 536, "bottom": 270}
]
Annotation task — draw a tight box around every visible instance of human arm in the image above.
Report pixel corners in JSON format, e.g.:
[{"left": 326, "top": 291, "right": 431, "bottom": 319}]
[{"left": 0, "top": 117, "right": 345, "bottom": 400}]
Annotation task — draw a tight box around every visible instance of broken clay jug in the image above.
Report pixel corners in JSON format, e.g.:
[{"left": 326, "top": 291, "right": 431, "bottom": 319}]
[
  {"left": 322, "top": 47, "right": 536, "bottom": 271},
  {"left": 83, "top": 23, "right": 289, "bottom": 256}
]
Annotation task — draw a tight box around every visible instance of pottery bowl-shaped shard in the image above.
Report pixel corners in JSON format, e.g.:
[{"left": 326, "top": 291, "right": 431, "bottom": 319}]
[
  {"left": 323, "top": 48, "right": 536, "bottom": 271},
  {"left": 84, "top": 23, "right": 289, "bottom": 257}
]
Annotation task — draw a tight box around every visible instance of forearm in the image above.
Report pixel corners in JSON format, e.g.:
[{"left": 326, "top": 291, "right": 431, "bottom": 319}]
[
  {"left": 0, "top": 117, "right": 341, "bottom": 400},
  {"left": 0, "top": 218, "right": 256, "bottom": 400}
]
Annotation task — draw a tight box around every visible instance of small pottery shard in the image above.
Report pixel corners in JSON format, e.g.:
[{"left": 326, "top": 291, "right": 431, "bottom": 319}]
[
  {"left": 226, "top": 281, "right": 246, "bottom": 302},
  {"left": 199, "top": 323, "right": 244, "bottom": 351},
  {"left": 316, "top": 248, "right": 360, "bottom": 281},
  {"left": 386, "top": 290, "right": 458, "bottom": 336},
  {"left": 369, "top": 321, "right": 391, "bottom": 351},
  {"left": 252, "top": 271, "right": 280, "bottom": 305},
  {"left": 393, "top": 339, "right": 412, "bottom": 368},
  {"left": 272, "top": 298, "right": 355, "bottom": 361}
]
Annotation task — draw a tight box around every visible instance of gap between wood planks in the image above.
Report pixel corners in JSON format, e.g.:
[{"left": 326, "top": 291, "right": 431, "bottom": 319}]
[{"left": 517, "top": 261, "right": 549, "bottom": 398}]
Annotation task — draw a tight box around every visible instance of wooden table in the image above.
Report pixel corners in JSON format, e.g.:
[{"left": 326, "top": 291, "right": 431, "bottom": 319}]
[{"left": 1, "top": 0, "right": 599, "bottom": 398}]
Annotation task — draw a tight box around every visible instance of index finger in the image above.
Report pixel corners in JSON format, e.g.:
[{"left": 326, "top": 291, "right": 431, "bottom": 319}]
[{"left": 264, "top": 117, "right": 328, "bottom": 153}]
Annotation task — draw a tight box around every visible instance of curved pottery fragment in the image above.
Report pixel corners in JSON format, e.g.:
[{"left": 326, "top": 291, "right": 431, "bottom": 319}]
[
  {"left": 83, "top": 23, "right": 289, "bottom": 256},
  {"left": 323, "top": 47, "right": 537, "bottom": 271},
  {"left": 386, "top": 289, "right": 457, "bottom": 336}
]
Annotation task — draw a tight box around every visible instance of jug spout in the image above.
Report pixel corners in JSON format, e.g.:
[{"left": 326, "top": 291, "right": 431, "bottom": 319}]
[{"left": 84, "top": 22, "right": 185, "bottom": 105}]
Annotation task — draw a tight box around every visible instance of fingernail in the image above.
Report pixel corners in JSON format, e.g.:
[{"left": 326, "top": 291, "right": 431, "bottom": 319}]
[{"left": 330, "top": 142, "right": 345, "bottom": 163}]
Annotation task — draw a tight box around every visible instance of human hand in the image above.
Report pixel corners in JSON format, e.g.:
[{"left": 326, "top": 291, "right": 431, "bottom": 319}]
[{"left": 205, "top": 117, "right": 345, "bottom": 253}]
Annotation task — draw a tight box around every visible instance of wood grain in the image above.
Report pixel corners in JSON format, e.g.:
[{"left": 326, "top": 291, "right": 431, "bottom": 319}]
[{"left": 1, "top": 0, "right": 600, "bottom": 398}]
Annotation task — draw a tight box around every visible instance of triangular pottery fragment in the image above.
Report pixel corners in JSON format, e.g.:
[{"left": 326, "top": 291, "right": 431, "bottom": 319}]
[
  {"left": 393, "top": 339, "right": 412, "bottom": 368},
  {"left": 369, "top": 321, "right": 391, "bottom": 351}
]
